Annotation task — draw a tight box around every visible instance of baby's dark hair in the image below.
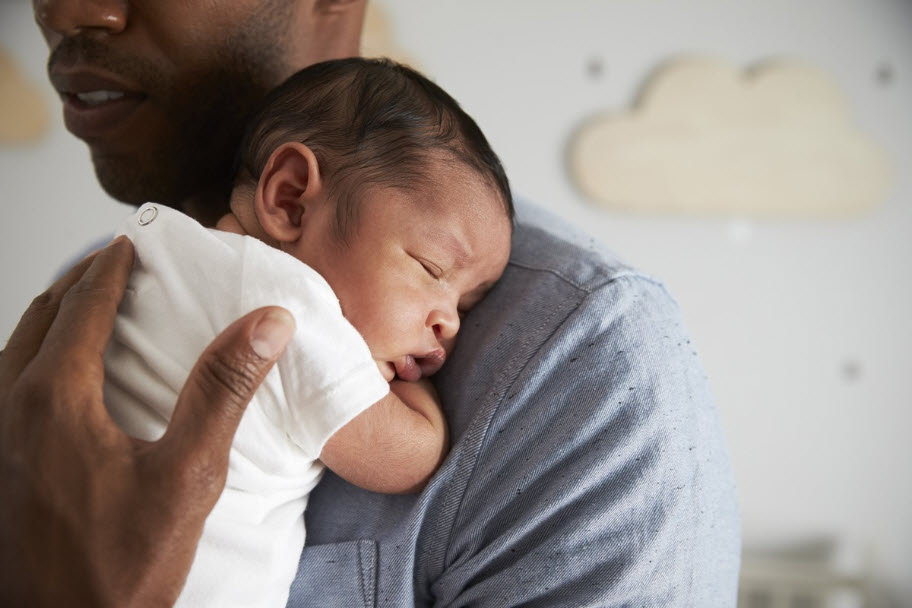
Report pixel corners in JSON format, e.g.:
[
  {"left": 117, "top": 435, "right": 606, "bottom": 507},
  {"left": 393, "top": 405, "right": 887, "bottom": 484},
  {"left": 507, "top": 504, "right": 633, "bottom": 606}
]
[{"left": 234, "top": 57, "right": 513, "bottom": 240}]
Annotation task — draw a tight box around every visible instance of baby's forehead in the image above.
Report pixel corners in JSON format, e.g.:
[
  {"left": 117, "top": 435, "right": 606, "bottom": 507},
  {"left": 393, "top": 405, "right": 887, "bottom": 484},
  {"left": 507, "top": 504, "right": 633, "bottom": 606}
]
[
  {"left": 404, "top": 149, "right": 511, "bottom": 213},
  {"left": 424, "top": 160, "right": 511, "bottom": 214},
  {"left": 414, "top": 174, "right": 509, "bottom": 231},
  {"left": 337, "top": 156, "right": 511, "bottom": 261}
]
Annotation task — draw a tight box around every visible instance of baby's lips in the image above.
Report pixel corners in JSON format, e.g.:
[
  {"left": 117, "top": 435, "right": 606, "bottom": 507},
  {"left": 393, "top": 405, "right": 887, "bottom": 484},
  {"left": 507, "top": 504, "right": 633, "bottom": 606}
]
[
  {"left": 393, "top": 349, "right": 447, "bottom": 381},
  {"left": 416, "top": 349, "right": 446, "bottom": 377}
]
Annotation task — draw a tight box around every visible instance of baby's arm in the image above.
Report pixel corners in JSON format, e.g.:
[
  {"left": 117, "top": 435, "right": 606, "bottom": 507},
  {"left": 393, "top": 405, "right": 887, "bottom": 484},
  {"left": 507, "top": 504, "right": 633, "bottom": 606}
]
[{"left": 319, "top": 379, "right": 449, "bottom": 494}]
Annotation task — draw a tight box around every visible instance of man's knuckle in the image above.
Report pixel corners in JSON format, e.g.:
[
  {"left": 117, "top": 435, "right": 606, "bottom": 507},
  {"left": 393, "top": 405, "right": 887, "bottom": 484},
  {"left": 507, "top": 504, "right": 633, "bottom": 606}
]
[
  {"left": 173, "top": 458, "right": 225, "bottom": 498},
  {"left": 12, "top": 374, "right": 44, "bottom": 404},
  {"left": 29, "top": 288, "right": 56, "bottom": 312},
  {"left": 15, "top": 358, "right": 96, "bottom": 411},
  {"left": 14, "top": 289, "right": 59, "bottom": 327},
  {"left": 61, "top": 281, "right": 121, "bottom": 306},
  {"left": 10, "top": 363, "right": 61, "bottom": 405},
  {"left": 57, "top": 356, "right": 101, "bottom": 388},
  {"left": 0, "top": 344, "right": 18, "bottom": 371},
  {"left": 198, "top": 351, "right": 263, "bottom": 402}
]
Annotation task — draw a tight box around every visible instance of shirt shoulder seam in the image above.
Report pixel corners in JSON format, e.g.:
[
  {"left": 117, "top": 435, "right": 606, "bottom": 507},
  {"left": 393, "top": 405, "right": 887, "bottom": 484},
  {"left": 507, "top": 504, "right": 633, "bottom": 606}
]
[
  {"left": 439, "top": 272, "right": 666, "bottom": 566},
  {"left": 506, "top": 259, "right": 667, "bottom": 296}
]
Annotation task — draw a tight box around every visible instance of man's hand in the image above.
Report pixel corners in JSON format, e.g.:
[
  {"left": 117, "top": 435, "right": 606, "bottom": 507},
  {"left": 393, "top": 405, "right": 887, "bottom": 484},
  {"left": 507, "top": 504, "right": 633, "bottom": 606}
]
[{"left": 0, "top": 237, "right": 295, "bottom": 607}]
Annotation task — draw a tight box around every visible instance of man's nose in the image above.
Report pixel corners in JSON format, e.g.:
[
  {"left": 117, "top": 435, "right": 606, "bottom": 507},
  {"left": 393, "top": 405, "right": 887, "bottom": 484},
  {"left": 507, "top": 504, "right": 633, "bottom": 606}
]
[{"left": 34, "top": 0, "right": 128, "bottom": 38}]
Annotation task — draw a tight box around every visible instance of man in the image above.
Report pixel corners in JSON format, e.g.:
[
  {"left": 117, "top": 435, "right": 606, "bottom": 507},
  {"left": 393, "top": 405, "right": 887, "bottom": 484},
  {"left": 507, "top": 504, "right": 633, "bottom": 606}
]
[{"left": 0, "top": 0, "right": 740, "bottom": 605}]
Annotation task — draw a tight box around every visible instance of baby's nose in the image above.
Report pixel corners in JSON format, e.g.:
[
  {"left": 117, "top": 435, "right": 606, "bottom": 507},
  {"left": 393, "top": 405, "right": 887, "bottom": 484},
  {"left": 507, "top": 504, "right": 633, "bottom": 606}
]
[{"left": 429, "top": 307, "right": 460, "bottom": 344}]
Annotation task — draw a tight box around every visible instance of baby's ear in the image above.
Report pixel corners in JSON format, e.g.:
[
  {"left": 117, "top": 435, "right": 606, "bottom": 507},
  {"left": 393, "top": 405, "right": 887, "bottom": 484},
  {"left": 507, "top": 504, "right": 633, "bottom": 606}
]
[{"left": 254, "top": 142, "right": 324, "bottom": 242}]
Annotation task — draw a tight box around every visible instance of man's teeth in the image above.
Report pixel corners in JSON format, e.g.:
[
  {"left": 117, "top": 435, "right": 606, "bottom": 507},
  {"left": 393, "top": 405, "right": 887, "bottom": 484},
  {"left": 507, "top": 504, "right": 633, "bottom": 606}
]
[{"left": 75, "top": 91, "right": 126, "bottom": 105}]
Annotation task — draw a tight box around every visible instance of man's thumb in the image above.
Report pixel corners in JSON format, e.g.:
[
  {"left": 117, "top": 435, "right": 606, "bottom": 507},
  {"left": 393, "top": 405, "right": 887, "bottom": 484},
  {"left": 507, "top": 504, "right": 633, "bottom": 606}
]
[{"left": 162, "top": 307, "right": 295, "bottom": 488}]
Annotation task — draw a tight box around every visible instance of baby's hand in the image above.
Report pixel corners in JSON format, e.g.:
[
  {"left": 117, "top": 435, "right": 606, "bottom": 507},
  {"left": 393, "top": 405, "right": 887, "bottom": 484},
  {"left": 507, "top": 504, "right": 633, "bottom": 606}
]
[{"left": 376, "top": 359, "right": 396, "bottom": 383}]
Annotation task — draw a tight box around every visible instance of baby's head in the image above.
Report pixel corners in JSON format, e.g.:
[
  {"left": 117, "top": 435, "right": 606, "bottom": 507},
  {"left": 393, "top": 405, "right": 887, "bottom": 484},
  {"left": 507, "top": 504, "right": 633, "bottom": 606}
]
[{"left": 225, "top": 58, "right": 513, "bottom": 381}]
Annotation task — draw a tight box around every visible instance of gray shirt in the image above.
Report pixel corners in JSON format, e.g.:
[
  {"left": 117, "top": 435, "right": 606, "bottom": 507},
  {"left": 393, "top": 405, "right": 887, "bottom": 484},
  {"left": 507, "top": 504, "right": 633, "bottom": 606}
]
[{"left": 288, "top": 200, "right": 741, "bottom": 607}]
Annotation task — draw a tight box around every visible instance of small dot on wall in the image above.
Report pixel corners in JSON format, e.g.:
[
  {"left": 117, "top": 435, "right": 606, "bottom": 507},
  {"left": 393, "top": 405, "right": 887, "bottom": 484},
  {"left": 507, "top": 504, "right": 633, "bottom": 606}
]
[
  {"left": 841, "top": 359, "right": 863, "bottom": 383},
  {"left": 875, "top": 62, "right": 894, "bottom": 86},
  {"left": 587, "top": 57, "right": 605, "bottom": 80}
]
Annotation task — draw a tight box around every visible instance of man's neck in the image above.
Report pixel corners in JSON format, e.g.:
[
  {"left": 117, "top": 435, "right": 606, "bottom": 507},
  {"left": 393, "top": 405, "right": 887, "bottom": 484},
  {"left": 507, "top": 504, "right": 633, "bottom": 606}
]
[{"left": 180, "top": 187, "right": 232, "bottom": 228}]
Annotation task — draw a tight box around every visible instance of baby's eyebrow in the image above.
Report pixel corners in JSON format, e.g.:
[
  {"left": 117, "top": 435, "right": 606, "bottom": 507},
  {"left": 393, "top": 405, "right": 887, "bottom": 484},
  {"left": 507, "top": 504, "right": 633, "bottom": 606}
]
[
  {"left": 427, "top": 228, "right": 470, "bottom": 266},
  {"left": 475, "top": 280, "right": 496, "bottom": 294},
  {"left": 460, "top": 281, "right": 497, "bottom": 311}
]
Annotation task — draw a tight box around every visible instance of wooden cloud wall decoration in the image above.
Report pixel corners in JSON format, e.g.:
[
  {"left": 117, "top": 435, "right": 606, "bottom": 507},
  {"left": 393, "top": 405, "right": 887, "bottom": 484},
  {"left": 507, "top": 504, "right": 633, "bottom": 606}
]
[
  {"left": 568, "top": 57, "right": 892, "bottom": 218},
  {"left": 0, "top": 48, "right": 49, "bottom": 144},
  {"left": 361, "top": 2, "right": 420, "bottom": 69}
]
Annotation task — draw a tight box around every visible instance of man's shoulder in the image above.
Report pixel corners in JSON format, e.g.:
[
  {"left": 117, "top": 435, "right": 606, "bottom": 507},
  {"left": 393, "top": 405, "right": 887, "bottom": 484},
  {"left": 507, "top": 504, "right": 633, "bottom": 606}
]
[
  {"left": 298, "top": 200, "right": 740, "bottom": 606},
  {"left": 486, "top": 198, "right": 684, "bottom": 360},
  {"left": 440, "top": 200, "right": 686, "bottom": 438},
  {"left": 508, "top": 198, "right": 644, "bottom": 294},
  {"left": 430, "top": 201, "right": 740, "bottom": 605}
]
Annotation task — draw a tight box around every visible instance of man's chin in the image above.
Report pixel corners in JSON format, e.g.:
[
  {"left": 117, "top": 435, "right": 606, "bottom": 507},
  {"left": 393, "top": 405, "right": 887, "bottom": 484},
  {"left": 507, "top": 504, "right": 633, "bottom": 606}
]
[
  {"left": 91, "top": 151, "right": 232, "bottom": 223},
  {"left": 92, "top": 153, "right": 179, "bottom": 208}
]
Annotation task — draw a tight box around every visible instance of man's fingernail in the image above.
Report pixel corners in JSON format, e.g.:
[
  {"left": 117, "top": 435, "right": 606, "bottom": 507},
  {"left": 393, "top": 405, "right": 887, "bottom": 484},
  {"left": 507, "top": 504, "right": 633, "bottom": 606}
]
[{"left": 250, "top": 309, "right": 295, "bottom": 360}]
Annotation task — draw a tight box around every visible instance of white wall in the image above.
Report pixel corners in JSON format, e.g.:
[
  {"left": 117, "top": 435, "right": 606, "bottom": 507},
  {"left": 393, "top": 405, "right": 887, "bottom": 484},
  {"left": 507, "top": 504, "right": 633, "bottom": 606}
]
[
  {"left": 0, "top": 2, "right": 135, "bottom": 332},
  {"left": 2, "top": 0, "right": 911, "bottom": 602}
]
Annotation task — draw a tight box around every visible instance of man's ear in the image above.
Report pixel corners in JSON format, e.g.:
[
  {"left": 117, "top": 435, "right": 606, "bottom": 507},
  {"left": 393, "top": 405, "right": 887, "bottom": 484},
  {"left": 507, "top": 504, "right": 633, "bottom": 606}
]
[{"left": 254, "top": 142, "right": 323, "bottom": 243}]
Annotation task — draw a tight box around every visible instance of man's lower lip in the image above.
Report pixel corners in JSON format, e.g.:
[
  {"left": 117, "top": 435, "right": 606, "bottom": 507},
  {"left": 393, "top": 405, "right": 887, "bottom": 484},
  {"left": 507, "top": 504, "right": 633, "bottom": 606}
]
[{"left": 62, "top": 94, "right": 145, "bottom": 139}]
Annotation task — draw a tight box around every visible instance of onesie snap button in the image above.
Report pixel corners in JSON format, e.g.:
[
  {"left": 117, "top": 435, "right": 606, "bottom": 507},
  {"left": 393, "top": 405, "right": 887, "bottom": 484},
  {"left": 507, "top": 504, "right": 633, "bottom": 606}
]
[{"left": 138, "top": 205, "right": 158, "bottom": 226}]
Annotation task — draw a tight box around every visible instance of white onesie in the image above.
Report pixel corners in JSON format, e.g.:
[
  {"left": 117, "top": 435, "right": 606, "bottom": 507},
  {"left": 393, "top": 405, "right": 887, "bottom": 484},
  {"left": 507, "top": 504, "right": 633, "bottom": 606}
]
[{"left": 103, "top": 204, "right": 389, "bottom": 608}]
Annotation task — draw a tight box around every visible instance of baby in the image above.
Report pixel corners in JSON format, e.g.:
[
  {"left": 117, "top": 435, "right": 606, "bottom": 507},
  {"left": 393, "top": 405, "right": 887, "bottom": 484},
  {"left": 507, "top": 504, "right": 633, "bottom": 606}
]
[{"left": 103, "top": 58, "right": 513, "bottom": 607}]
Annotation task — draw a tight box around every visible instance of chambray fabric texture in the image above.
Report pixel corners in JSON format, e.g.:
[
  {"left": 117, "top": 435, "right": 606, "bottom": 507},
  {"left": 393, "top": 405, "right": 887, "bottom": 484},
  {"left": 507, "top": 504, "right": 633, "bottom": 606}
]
[{"left": 288, "top": 200, "right": 741, "bottom": 607}]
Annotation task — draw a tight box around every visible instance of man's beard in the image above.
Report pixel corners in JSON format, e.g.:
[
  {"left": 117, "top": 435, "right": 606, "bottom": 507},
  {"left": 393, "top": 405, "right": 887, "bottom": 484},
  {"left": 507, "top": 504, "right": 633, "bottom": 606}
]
[
  {"left": 89, "top": 66, "right": 270, "bottom": 216},
  {"left": 49, "top": 2, "right": 294, "bottom": 217}
]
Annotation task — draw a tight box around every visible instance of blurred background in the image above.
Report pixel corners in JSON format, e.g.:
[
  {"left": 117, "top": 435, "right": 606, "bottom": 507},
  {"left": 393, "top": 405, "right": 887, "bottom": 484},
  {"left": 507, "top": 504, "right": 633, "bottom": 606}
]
[{"left": 2, "top": 1, "right": 910, "bottom": 605}]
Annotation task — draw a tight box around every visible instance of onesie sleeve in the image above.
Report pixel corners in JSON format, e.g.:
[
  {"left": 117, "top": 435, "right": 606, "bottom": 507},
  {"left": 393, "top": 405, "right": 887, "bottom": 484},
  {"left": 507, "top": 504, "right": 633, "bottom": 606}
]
[{"left": 236, "top": 236, "right": 389, "bottom": 457}]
